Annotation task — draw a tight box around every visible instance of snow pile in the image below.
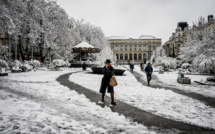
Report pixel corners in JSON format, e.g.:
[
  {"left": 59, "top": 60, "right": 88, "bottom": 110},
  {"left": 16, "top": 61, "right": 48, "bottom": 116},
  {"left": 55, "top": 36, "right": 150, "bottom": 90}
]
[
  {"left": 154, "top": 56, "right": 177, "bottom": 69},
  {"left": 70, "top": 69, "right": 215, "bottom": 130},
  {"left": 0, "top": 68, "right": 156, "bottom": 134}
]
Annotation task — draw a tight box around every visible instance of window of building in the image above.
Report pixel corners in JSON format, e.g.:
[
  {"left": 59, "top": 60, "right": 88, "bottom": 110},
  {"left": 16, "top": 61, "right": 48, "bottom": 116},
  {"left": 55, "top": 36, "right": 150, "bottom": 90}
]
[
  {"left": 120, "top": 45, "right": 123, "bottom": 51},
  {"left": 134, "top": 54, "right": 137, "bottom": 60},
  {"left": 139, "top": 45, "right": 141, "bottom": 50},
  {"left": 143, "top": 53, "right": 146, "bottom": 58},
  {"left": 125, "top": 45, "right": 128, "bottom": 50},
  {"left": 129, "top": 44, "right": 132, "bottom": 50},
  {"left": 134, "top": 45, "right": 137, "bottom": 50},
  {"left": 138, "top": 54, "right": 142, "bottom": 60},
  {"left": 115, "top": 45, "right": 118, "bottom": 50},
  {"left": 153, "top": 46, "right": 156, "bottom": 50},
  {"left": 125, "top": 54, "right": 128, "bottom": 60},
  {"left": 129, "top": 54, "right": 132, "bottom": 60},
  {"left": 116, "top": 54, "right": 119, "bottom": 60},
  {"left": 143, "top": 45, "right": 146, "bottom": 50},
  {"left": 120, "top": 54, "right": 123, "bottom": 60}
]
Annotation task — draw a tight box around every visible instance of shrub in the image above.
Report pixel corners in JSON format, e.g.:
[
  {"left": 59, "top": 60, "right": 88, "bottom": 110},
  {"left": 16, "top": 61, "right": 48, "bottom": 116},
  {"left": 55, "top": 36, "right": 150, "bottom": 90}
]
[
  {"left": 154, "top": 56, "right": 177, "bottom": 69},
  {"left": 0, "top": 59, "right": 9, "bottom": 69}
]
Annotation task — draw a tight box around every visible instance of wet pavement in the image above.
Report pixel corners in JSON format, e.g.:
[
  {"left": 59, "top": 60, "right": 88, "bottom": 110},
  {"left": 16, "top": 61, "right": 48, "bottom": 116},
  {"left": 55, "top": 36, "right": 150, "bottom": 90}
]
[
  {"left": 132, "top": 70, "right": 215, "bottom": 108},
  {"left": 57, "top": 72, "right": 215, "bottom": 134}
]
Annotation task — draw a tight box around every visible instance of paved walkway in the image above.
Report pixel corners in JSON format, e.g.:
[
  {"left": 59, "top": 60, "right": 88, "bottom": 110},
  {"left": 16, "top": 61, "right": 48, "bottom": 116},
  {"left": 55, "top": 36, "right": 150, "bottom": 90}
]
[
  {"left": 132, "top": 70, "right": 215, "bottom": 108},
  {"left": 57, "top": 72, "right": 215, "bottom": 133}
]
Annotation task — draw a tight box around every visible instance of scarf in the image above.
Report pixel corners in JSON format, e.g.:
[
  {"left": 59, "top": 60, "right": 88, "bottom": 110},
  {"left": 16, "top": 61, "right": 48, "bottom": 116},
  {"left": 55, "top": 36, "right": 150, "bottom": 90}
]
[{"left": 107, "top": 64, "right": 111, "bottom": 75}]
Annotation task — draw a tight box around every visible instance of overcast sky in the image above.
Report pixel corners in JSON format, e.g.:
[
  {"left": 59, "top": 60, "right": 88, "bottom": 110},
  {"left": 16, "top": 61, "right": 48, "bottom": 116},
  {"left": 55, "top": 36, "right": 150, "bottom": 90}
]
[{"left": 57, "top": 0, "right": 215, "bottom": 43}]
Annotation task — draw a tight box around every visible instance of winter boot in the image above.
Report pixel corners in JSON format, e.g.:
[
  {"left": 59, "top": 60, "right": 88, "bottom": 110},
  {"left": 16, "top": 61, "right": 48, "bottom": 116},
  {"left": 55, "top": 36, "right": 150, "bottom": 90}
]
[{"left": 111, "top": 93, "right": 116, "bottom": 105}]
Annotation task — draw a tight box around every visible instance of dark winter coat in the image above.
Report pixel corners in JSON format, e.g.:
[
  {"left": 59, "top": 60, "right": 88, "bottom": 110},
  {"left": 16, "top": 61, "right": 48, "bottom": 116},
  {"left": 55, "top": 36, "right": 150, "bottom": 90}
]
[
  {"left": 82, "top": 63, "right": 86, "bottom": 70},
  {"left": 145, "top": 66, "right": 153, "bottom": 73},
  {"left": 130, "top": 64, "right": 134, "bottom": 70},
  {"left": 99, "top": 65, "right": 115, "bottom": 93},
  {"left": 102, "top": 65, "right": 115, "bottom": 81}
]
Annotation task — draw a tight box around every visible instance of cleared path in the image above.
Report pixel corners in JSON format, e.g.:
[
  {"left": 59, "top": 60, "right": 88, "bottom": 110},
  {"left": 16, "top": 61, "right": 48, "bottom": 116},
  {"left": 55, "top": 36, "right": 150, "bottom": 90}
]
[
  {"left": 57, "top": 72, "right": 215, "bottom": 134},
  {"left": 132, "top": 70, "right": 215, "bottom": 108}
]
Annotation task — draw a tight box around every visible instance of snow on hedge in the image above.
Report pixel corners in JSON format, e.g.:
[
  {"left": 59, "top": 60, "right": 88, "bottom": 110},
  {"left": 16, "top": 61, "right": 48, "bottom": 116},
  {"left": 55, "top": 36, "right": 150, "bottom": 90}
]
[
  {"left": 28, "top": 60, "right": 40, "bottom": 67},
  {"left": 193, "top": 55, "right": 215, "bottom": 73},
  {"left": 14, "top": 60, "right": 23, "bottom": 67},
  {"left": 154, "top": 56, "right": 177, "bottom": 69},
  {"left": 0, "top": 59, "right": 9, "bottom": 68},
  {"left": 181, "top": 63, "right": 190, "bottom": 69},
  {"left": 52, "top": 59, "right": 70, "bottom": 67}
]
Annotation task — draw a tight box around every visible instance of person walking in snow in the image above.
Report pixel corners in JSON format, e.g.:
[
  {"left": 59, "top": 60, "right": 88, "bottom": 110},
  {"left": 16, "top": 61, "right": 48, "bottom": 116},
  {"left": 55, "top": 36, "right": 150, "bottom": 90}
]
[
  {"left": 130, "top": 63, "right": 134, "bottom": 72},
  {"left": 145, "top": 63, "right": 153, "bottom": 86},
  {"left": 99, "top": 59, "right": 116, "bottom": 105},
  {"left": 82, "top": 62, "right": 86, "bottom": 71},
  {"left": 140, "top": 63, "right": 143, "bottom": 70}
]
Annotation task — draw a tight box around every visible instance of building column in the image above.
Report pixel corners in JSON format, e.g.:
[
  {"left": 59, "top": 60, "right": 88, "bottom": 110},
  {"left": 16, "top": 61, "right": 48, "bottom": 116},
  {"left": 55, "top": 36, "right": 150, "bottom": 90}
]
[{"left": 132, "top": 53, "right": 134, "bottom": 60}]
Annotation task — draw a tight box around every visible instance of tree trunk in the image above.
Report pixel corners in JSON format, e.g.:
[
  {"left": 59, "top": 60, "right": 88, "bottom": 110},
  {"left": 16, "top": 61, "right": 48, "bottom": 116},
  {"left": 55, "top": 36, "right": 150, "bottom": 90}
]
[{"left": 18, "top": 36, "right": 26, "bottom": 61}]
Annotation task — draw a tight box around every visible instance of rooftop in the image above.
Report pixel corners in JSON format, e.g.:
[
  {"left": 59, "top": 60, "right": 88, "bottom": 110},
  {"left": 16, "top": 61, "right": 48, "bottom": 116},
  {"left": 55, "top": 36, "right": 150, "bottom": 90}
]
[
  {"left": 73, "top": 41, "right": 95, "bottom": 48},
  {"left": 109, "top": 35, "right": 159, "bottom": 40}
]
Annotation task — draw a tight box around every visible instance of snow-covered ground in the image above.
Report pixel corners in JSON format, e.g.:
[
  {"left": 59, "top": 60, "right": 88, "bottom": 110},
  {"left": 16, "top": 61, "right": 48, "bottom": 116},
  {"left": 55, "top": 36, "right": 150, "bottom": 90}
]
[
  {"left": 0, "top": 68, "right": 156, "bottom": 134},
  {"left": 69, "top": 67, "right": 215, "bottom": 130},
  {"left": 134, "top": 65, "right": 215, "bottom": 98}
]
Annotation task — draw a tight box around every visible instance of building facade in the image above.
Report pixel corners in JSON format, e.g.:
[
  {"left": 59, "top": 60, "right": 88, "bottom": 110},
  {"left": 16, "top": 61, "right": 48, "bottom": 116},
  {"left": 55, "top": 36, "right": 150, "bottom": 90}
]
[
  {"left": 189, "top": 15, "right": 215, "bottom": 41},
  {"left": 163, "top": 15, "right": 215, "bottom": 58},
  {"left": 108, "top": 35, "right": 162, "bottom": 65},
  {"left": 163, "top": 22, "right": 189, "bottom": 58}
]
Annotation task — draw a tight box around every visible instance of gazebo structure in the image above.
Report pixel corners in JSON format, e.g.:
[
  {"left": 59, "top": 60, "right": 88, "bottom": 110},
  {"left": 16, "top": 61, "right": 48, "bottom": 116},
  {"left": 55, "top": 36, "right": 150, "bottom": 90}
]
[{"left": 71, "top": 41, "right": 101, "bottom": 67}]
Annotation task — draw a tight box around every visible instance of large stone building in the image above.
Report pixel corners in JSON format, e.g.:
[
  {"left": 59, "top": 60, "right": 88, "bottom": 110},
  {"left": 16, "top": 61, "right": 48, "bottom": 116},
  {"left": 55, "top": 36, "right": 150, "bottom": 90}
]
[
  {"left": 189, "top": 15, "right": 215, "bottom": 40},
  {"left": 163, "top": 15, "right": 215, "bottom": 58},
  {"left": 108, "top": 35, "right": 162, "bottom": 65},
  {"left": 163, "top": 22, "right": 189, "bottom": 58}
]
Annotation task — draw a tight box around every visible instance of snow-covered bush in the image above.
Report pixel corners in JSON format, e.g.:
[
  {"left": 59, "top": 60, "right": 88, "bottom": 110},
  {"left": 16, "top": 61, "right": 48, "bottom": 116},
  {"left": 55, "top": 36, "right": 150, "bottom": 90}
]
[
  {"left": 28, "top": 60, "right": 40, "bottom": 67},
  {"left": 0, "top": 59, "right": 9, "bottom": 69},
  {"left": 52, "top": 59, "right": 63, "bottom": 67},
  {"left": 181, "top": 63, "right": 191, "bottom": 69},
  {"left": 192, "top": 55, "right": 215, "bottom": 73},
  {"left": 22, "top": 60, "right": 33, "bottom": 71},
  {"left": 0, "top": 45, "right": 10, "bottom": 61},
  {"left": 52, "top": 59, "right": 70, "bottom": 67},
  {"left": 154, "top": 56, "right": 177, "bottom": 69},
  {"left": 14, "top": 60, "right": 23, "bottom": 68},
  {"left": 23, "top": 64, "right": 33, "bottom": 71},
  {"left": 64, "top": 60, "right": 70, "bottom": 67},
  {"left": 179, "top": 24, "right": 215, "bottom": 73}
]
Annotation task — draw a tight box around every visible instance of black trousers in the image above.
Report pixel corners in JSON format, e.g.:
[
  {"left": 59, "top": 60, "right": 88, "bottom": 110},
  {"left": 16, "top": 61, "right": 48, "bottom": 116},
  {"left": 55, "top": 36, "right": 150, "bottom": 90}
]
[
  {"left": 147, "top": 74, "right": 152, "bottom": 83},
  {"left": 100, "top": 78, "right": 114, "bottom": 93}
]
